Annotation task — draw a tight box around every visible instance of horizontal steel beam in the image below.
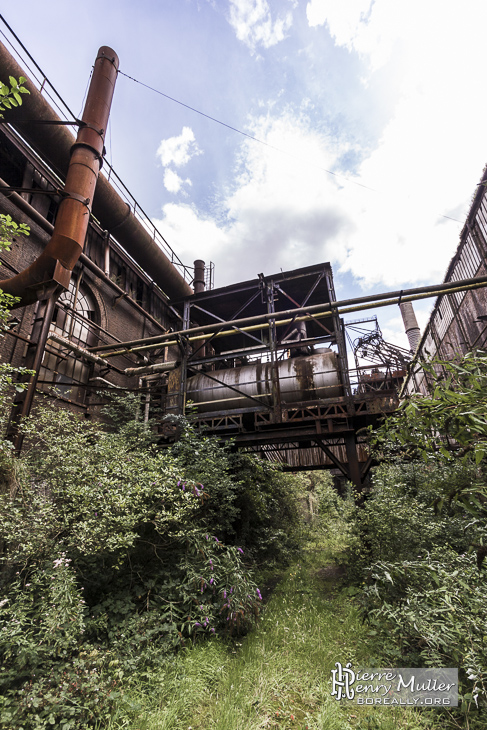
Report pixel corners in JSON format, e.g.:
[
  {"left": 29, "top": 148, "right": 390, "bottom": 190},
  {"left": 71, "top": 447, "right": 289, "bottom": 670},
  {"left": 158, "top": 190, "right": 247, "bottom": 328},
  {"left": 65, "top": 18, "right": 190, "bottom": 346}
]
[{"left": 90, "top": 275, "right": 487, "bottom": 359}]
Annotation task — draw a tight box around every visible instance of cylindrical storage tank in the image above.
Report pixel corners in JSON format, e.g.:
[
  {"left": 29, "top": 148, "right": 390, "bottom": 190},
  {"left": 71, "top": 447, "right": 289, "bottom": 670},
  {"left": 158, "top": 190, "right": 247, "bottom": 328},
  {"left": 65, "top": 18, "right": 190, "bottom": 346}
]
[{"left": 187, "top": 351, "right": 342, "bottom": 412}]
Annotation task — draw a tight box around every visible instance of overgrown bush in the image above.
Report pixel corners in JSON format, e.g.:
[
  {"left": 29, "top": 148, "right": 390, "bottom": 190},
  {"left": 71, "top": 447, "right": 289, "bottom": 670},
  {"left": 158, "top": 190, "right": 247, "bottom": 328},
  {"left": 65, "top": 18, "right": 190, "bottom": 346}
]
[
  {"left": 349, "top": 460, "right": 479, "bottom": 582},
  {"left": 0, "top": 399, "right": 302, "bottom": 729},
  {"left": 352, "top": 351, "right": 487, "bottom": 723},
  {"left": 168, "top": 422, "right": 302, "bottom": 563},
  {"left": 361, "top": 550, "right": 486, "bottom": 709}
]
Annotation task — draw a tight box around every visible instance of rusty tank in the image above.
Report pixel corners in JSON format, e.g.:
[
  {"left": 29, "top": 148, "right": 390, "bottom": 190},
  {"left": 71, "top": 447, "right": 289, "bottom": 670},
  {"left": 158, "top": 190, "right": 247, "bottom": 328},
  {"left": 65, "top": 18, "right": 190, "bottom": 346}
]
[{"left": 186, "top": 350, "right": 342, "bottom": 412}]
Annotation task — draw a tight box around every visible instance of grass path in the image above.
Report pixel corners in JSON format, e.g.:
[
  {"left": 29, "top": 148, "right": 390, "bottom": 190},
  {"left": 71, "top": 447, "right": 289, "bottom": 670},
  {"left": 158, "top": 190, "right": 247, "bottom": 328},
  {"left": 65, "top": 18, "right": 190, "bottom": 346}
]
[{"left": 108, "top": 539, "right": 440, "bottom": 730}]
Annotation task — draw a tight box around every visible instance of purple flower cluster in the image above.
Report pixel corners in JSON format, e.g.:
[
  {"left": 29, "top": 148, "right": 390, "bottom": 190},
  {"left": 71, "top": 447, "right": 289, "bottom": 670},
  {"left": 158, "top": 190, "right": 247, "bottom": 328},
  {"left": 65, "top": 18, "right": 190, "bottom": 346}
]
[
  {"left": 177, "top": 479, "right": 205, "bottom": 497},
  {"left": 194, "top": 616, "right": 214, "bottom": 633}
]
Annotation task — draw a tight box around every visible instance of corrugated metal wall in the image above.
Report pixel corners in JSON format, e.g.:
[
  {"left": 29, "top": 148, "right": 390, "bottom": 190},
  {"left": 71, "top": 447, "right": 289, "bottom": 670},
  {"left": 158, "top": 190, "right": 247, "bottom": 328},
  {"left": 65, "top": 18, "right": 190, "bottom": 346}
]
[{"left": 405, "top": 166, "right": 487, "bottom": 396}]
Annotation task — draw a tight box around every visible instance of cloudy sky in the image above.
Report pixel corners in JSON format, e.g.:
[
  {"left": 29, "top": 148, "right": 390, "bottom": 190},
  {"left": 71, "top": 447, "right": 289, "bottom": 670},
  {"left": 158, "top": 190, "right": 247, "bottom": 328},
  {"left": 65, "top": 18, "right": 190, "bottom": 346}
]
[{"left": 2, "top": 1, "right": 487, "bottom": 347}]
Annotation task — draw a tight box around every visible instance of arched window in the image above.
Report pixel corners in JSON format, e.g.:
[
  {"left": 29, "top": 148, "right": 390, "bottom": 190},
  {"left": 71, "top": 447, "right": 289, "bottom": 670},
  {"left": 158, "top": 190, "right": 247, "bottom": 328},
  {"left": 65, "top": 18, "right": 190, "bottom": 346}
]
[
  {"left": 53, "top": 279, "right": 96, "bottom": 346},
  {"left": 38, "top": 276, "right": 97, "bottom": 403}
]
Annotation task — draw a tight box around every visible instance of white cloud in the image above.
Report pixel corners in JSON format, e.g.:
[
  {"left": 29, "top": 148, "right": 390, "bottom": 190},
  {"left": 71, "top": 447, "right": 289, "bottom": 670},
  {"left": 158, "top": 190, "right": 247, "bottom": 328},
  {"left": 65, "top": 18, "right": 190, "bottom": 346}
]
[
  {"left": 302, "top": 0, "right": 487, "bottom": 288},
  {"left": 156, "top": 127, "right": 201, "bottom": 168},
  {"left": 154, "top": 203, "right": 230, "bottom": 277},
  {"left": 305, "top": 0, "right": 399, "bottom": 70},
  {"left": 163, "top": 169, "right": 192, "bottom": 194},
  {"left": 154, "top": 112, "right": 353, "bottom": 284},
  {"left": 153, "top": 102, "right": 476, "bottom": 293},
  {"left": 154, "top": 1, "right": 487, "bottom": 316},
  {"left": 228, "top": 0, "right": 293, "bottom": 53},
  {"left": 306, "top": 0, "right": 372, "bottom": 39}
]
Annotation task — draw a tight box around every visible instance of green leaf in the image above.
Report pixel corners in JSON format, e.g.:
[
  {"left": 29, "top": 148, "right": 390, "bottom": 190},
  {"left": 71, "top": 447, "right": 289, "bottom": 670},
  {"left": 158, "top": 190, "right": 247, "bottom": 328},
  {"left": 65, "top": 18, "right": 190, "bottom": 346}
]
[{"left": 475, "top": 448, "right": 485, "bottom": 465}]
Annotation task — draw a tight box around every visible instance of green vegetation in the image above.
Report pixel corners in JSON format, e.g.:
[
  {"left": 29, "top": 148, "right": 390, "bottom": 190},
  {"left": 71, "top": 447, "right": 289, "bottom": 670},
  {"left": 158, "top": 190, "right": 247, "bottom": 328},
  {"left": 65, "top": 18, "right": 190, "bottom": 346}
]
[
  {"left": 353, "top": 352, "right": 487, "bottom": 727},
  {"left": 0, "top": 397, "right": 301, "bottom": 729},
  {"left": 0, "top": 213, "right": 32, "bottom": 445},
  {"left": 1, "top": 203, "right": 486, "bottom": 730},
  {"left": 0, "top": 76, "right": 30, "bottom": 118},
  {"left": 101, "top": 477, "right": 434, "bottom": 730}
]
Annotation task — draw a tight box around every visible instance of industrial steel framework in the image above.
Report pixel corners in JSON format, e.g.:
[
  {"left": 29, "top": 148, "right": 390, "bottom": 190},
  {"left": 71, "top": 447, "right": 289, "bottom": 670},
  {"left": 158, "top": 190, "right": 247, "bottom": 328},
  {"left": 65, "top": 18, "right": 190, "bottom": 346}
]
[
  {"left": 160, "top": 263, "right": 400, "bottom": 488},
  {"left": 88, "top": 263, "right": 487, "bottom": 487},
  {"left": 2, "top": 27, "right": 487, "bottom": 486}
]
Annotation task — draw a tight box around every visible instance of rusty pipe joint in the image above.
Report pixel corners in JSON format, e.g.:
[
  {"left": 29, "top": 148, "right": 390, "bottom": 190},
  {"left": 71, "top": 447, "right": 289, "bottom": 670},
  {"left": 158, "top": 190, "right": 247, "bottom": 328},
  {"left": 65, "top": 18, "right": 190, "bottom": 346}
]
[{"left": 0, "top": 46, "right": 119, "bottom": 307}]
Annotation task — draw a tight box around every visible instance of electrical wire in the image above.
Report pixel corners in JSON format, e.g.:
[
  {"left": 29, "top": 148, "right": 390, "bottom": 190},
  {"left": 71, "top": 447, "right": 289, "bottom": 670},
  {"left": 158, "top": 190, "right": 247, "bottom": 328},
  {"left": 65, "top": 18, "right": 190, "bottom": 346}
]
[
  {"left": 0, "top": 14, "right": 76, "bottom": 121},
  {"left": 118, "top": 69, "right": 375, "bottom": 192},
  {"left": 77, "top": 66, "right": 93, "bottom": 120},
  {"left": 118, "top": 69, "right": 463, "bottom": 224},
  {"left": 0, "top": 12, "right": 463, "bottom": 226}
]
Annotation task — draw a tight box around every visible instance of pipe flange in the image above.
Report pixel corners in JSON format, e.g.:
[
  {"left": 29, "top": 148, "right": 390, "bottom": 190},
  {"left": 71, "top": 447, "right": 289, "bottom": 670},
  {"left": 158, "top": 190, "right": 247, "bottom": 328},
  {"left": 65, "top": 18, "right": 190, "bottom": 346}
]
[{"left": 59, "top": 190, "right": 91, "bottom": 211}]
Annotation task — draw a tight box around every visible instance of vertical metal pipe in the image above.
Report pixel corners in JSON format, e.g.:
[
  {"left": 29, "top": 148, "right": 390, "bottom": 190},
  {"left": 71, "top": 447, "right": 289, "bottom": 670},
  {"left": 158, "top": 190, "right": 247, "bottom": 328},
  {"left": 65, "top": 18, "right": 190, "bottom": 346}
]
[
  {"left": 192, "top": 260, "right": 206, "bottom": 358},
  {"left": 179, "top": 301, "right": 191, "bottom": 414},
  {"left": 143, "top": 381, "right": 151, "bottom": 425},
  {"left": 0, "top": 46, "right": 120, "bottom": 305},
  {"left": 325, "top": 270, "right": 353, "bottom": 416},
  {"left": 193, "top": 260, "right": 205, "bottom": 294},
  {"left": 67, "top": 271, "right": 83, "bottom": 339},
  {"left": 266, "top": 281, "right": 282, "bottom": 423},
  {"left": 6, "top": 46, "right": 119, "bottom": 451},
  {"left": 104, "top": 231, "right": 111, "bottom": 277}
]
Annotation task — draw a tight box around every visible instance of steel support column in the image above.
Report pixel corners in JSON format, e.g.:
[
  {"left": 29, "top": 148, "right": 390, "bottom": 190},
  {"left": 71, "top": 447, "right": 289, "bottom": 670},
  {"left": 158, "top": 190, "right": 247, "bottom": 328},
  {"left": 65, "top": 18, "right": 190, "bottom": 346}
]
[
  {"left": 178, "top": 300, "right": 191, "bottom": 415},
  {"left": 7, "top": 296, "right": 56, "bottom": 453},
  {"left": 344, "top": 432, "right": 363, "bottom": 490},
  {"left": 266, "top": 280, "right": 282, "bottom": 423}
]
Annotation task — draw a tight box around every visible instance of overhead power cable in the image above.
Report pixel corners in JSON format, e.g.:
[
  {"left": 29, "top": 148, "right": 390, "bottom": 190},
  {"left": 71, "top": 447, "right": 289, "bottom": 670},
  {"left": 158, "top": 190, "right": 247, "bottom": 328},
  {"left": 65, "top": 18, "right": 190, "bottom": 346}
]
[
  {"left": 118, "top": 69, "right": 375, "bottom": 192},
  {"left": 0, "top": 14, "right": 77, "bottom": 121},
  {"left": 118, "top": 69, "right": 462, "bottom": 224},
  {"left": 0, "top": 13, "right": 463, "bottom": 226}
]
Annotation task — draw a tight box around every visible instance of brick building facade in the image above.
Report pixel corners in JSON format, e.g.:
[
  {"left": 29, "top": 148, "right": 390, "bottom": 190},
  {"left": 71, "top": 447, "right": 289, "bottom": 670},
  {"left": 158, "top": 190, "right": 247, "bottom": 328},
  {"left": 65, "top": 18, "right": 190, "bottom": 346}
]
[{"left": 0, "top": 44, "right": 194, "bottom": 423}]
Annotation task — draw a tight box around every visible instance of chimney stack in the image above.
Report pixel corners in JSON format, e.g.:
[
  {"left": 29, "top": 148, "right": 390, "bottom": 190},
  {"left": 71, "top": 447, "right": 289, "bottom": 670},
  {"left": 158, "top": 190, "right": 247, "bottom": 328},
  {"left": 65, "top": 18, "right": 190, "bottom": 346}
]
[{"left": 399, "top": 301, "right": 421, "bottom": 352}]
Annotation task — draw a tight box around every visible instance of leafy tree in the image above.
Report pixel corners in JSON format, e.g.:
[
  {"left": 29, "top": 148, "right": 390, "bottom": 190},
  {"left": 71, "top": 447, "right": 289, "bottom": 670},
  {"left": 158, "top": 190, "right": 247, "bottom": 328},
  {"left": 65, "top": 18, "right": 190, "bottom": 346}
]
[
  {"left": 353, "top": 351, "right": 487, "bottom": 721},
  {"left": 369, "top": 351, "right": 487, "bottom": 517}
]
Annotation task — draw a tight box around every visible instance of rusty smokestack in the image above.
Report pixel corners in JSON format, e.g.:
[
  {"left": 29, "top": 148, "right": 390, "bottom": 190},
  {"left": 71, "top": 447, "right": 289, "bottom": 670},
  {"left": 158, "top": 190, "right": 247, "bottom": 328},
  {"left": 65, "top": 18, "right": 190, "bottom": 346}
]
[
  {"left": 0, "top": 46, "right": 119, "bottom": 306},
  {"left": 5, "top": 46, "right": 119, "bottom": 452},
  {"left": 399, "top": 301, "right": 421, "bottom": 352},
  {"left": 193, "top": 260, "right": 206, "bottom": 358},
  {"left": 193, "top": 260, "right": 206, "bottom": 294},
  {"left": 0, "top": 41, "right": 193, "bottom": 300}
]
